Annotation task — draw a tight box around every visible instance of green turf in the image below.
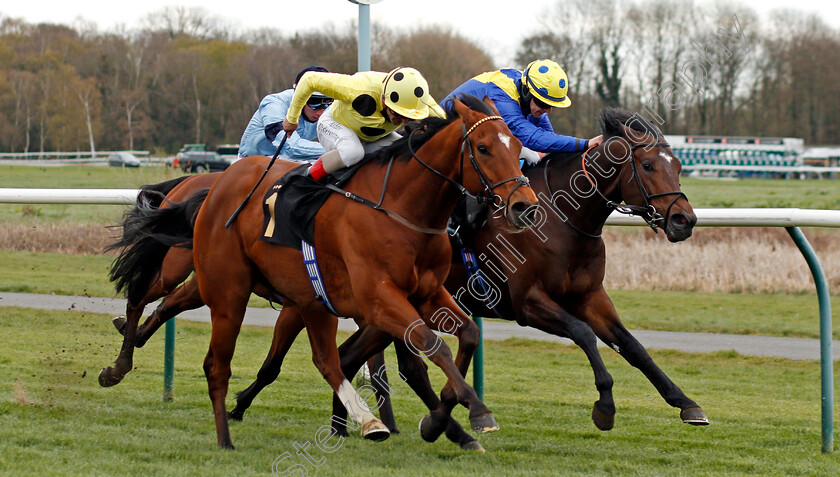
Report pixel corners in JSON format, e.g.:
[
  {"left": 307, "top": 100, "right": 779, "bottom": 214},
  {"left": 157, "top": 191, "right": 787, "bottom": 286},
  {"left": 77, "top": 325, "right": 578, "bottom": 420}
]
[
  {"left": 0, "top": 307, "right": 836, "bottom": 476},
  {"left": 679, "top": 176, "right": 840, "bottom": 209}
]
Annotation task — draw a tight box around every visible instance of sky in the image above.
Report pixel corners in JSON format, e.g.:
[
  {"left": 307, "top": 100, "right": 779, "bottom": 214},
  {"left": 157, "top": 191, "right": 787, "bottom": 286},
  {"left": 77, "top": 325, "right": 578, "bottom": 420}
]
[{"left": 2, "top": 0, "right": 839, "bottom": 66}]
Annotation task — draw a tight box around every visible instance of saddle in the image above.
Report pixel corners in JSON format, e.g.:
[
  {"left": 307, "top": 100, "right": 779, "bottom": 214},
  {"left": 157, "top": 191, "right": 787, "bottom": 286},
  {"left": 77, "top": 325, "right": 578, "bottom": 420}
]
[{"left": 260, "top": 161, "right": 363, "bottom": 250}]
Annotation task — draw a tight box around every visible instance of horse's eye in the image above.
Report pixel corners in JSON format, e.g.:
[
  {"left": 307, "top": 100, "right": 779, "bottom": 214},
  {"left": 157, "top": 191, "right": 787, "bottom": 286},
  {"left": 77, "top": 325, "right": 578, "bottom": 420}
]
[
  {"left": 477, "top": 145, "right": 489, "bottom": 155},
  {"left": 642, "top": 161, "right": 653, "bottom": 171}
]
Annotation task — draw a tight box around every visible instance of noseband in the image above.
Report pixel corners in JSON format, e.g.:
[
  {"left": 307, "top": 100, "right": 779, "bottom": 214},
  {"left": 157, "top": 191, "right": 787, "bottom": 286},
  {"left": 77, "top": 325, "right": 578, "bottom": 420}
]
[
  {"left": 409, "top": 115, "right": 530, "bottom": 209},
  {"left": 580, "top": 141, "right": 687, "bottom": 235}
]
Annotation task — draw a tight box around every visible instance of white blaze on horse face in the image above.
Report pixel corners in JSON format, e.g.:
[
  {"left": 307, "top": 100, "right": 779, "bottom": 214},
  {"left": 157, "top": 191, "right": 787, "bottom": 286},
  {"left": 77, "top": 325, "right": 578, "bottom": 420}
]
[
  {"left": 659, "top": 151, "right": 674, "bottom": 165},
  {"left": 337, "top": 379, "right": 376, "bottom": 425},
  {"left": 498, "top": 132, "right": 511, "bottom": 149}
]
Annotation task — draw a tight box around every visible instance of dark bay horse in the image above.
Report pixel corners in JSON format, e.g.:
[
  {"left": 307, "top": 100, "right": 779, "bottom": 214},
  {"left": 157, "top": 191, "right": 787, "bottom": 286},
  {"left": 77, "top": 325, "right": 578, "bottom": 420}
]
[
  {"left": 233, "top": 108, "right": 709, "bottom": 435},
  {"left": 111, "top": 96, "right": 537, "bottom": 448}
]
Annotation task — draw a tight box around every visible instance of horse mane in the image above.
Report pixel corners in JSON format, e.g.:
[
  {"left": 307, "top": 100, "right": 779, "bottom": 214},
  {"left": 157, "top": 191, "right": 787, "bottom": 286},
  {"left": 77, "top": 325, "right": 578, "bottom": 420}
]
[
  {"left": 370, "top": 93, "right": 491, "bottom": 164},
  {"left": 599, "top": 107, "right": 662, "bottom": 140}
]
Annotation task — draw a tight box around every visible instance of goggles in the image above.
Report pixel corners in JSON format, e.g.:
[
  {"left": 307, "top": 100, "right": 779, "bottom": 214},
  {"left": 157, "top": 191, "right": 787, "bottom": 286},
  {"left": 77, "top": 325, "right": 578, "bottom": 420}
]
[
  {"left": 532, "top": 97, "right": 553, "bottom": 110},
  {"left": 307, "top": 97, "right": 333, "bottom": 110}
]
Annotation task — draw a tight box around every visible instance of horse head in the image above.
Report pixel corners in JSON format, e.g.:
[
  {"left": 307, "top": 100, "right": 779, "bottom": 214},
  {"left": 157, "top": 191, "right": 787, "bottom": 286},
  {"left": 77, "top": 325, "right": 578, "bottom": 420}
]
[
  {"left": 449, "top": 95, "right": 538, "bottom": 231},
  {"left": 596, "top": 108, "right": 696, "bottom": 242}
]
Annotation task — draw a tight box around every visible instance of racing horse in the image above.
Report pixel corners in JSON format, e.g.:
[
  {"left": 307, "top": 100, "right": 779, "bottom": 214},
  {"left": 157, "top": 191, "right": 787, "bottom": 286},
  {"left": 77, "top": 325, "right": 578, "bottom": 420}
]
[
  {"left": 233, "top": 107, "right": 709, "bottom": 435},
  {"left": 111, "top": 96, "right": 538, "bottom": 449}
]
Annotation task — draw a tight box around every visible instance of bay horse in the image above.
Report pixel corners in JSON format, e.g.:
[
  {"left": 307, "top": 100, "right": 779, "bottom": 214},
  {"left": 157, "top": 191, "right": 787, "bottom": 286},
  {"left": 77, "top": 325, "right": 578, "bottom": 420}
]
[
  {"left": 103, "top": 170, "right": 482, "bottom": 450},
  {"left": 231, "top": 107, "right": 709, "bottom": 435},
  {"left": 112, "top": 96, "right": 537, "bottom": 449}
]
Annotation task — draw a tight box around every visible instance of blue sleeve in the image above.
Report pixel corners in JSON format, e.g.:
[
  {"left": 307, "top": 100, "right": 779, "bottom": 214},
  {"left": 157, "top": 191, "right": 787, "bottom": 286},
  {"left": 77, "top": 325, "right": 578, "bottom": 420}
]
[
  {"left": 487, "top": 86, "right": 587, "bottom": 153},
  {"left": 261, "top": 92, "right": 323, "bottom": 160},
  {"left": 281, "top": 123, "right": 324, "bottom": 160}
]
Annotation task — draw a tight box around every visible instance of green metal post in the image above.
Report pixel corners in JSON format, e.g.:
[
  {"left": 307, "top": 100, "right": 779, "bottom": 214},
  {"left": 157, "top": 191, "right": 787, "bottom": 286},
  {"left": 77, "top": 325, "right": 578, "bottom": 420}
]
[
  {"left": 163, "top": 318, "right": 175, "bottom": 402},
  {"left": 786, "top": 226, "right": 834, "bottom": 453},
  {"left": 473, "top": 316, "right": 484, "bottom": 401}
]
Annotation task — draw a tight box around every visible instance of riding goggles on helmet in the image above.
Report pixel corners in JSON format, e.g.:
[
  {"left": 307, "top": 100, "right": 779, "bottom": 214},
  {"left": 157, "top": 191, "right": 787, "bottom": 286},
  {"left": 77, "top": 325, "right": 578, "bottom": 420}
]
[{"left": 307, "top": 96, "right": 333, "bottom": 110}]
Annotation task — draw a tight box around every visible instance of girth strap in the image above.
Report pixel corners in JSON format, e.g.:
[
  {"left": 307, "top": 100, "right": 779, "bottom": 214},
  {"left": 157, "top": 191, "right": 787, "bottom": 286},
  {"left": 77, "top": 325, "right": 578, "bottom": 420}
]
[{"left": 301, "top": 240, "right": 340, "bottom": 315}]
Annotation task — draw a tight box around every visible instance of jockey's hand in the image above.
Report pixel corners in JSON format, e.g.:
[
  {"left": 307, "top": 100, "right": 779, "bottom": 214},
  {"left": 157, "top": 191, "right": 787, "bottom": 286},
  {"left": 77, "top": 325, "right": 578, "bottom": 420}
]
[
  {"left": 281, "top": 118, "right": 297, "bottom": 138},
  {"left": 587, "top": 134, "right": 604, "bottom": 148}
]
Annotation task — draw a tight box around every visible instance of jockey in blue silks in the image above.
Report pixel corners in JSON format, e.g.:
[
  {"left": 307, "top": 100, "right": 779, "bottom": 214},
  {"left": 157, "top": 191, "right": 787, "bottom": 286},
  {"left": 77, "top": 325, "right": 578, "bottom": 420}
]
[
  {"left": 442, "top": 59, "right": 603, "bottom": 164},
  {"left": 238, "top": 66, "right": 334, "bottom": 162}
]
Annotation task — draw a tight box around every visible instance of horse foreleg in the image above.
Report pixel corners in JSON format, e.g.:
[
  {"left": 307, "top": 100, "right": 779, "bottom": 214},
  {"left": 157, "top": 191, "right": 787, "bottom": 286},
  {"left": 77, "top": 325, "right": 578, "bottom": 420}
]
[
  {"left": 361, "top": 284, "right": 494, "bottom": 444},
  {"left": 417, "top": 288, "right": 496, "bottom": 438},
  {"left": 366, "top": 351, "right": 399, "bottom": 433},
  {"left": 229, "top": 307, "right": 306, "bottom": 421},
  {"left": 330, "top": 325, "right": 396, "bottom": 436},
  {"left": 300, "top": 309, "right": 389, "bottom": 442},
  {"left": 392, "top": 340, "right": 482, "bottom": 451},
  {"left": 580, "top": 288, "right": 709, "bottom": 426},
  {"left": 518, "top": 286, "right": 617, "bottom": 431}
]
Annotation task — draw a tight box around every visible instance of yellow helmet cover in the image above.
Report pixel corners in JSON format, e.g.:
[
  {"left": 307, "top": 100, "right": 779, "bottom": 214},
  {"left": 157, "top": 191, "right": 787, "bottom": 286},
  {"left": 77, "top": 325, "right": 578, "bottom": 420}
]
[
  {"left": 523, "top": 59, "right": 571, "bottom": 108},
  {"left": 382, "top": 67, "right": 434, "bottom": 119}
]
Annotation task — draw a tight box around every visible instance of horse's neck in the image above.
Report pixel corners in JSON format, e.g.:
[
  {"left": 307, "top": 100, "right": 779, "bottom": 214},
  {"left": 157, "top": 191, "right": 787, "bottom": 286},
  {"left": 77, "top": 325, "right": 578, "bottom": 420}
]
[
  {"left": 542, "top": 147, "right": 622, "bottom": 234},
  {"left": 372, "top": 128, "right": 464, "bottom": 231}
]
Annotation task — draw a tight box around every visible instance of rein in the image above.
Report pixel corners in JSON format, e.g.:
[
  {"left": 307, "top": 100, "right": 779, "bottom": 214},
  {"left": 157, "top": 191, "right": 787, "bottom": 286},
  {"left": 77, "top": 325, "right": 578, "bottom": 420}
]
[
  {"left": 549, "top": 139, "right": 687, "bottom": 237},
  {"left": 326, "top": 114, "right": 527, "bottom": 235}
]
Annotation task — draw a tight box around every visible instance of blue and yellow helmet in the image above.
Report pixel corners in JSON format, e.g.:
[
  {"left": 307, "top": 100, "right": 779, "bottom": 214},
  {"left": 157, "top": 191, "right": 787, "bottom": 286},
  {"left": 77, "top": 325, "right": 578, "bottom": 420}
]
[{"left": 522, "top": 59, "right": 571, "bottom": 108}]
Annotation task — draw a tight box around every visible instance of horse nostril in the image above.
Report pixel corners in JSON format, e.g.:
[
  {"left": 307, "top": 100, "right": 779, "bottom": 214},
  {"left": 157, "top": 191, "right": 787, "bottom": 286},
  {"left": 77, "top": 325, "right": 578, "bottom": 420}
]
[
  {"left": 511, "top": 201, "right": 536, "bottom": 226},
  {"left": 669, "top": 212, "right": 694, "bottom": 229}
]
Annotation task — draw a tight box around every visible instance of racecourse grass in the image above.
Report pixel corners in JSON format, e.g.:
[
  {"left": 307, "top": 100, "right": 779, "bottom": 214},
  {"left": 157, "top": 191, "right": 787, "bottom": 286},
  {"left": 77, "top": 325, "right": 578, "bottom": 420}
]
[{"left": 0, "top": 307, "right": 836, "bottom": 476}]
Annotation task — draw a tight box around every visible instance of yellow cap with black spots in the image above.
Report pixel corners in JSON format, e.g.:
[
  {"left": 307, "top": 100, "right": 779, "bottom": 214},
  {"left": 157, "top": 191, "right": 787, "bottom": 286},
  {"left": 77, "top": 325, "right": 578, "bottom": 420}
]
[
  {"left": 382, "top": 67, "right": 435, "bottom": 119},
  {"left": 523, "top": 59, "right": 571, "bottom": 108}
]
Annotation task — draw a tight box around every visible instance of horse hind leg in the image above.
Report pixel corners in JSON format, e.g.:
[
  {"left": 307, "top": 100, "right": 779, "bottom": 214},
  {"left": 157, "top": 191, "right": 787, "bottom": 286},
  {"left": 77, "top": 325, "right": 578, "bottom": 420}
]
[
  {"left": 98, "top": 300, "right": 146, "bottom": 387},
  {"left": 366, "top": 351, "right": 399, "bottom": 434},
  {"left": 229, "top": 307, "right": 306, "bottom": 421}
]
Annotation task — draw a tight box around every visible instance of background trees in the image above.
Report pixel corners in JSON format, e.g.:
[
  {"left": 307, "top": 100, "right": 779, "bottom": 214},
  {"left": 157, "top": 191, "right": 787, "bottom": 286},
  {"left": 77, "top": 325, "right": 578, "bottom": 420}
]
[{"left": 0, "top": 1, "right": 838, "bottom": 155}]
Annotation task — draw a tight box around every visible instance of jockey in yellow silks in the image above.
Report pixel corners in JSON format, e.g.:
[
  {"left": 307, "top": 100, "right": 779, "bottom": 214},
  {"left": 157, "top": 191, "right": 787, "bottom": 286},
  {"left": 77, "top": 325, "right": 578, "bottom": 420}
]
[{"left": 282, "top": 67, "right": 445, "bottom": 181}]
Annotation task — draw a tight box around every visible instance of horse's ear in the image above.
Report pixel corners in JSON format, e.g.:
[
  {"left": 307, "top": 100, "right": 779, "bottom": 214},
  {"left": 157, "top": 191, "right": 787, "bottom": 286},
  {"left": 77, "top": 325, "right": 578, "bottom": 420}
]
[
  {"left": 452, "top": 97, "right": 473, "bottom": 121},
  {"left": 619, "top": 123, "right": 656, "bottom": 145},
  {"left": 482, "top": 96, "right": 501, "bottom": 116}
]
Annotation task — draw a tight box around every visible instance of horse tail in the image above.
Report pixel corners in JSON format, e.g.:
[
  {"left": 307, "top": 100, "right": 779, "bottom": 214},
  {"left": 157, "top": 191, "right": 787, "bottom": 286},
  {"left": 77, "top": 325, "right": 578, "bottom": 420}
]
[
  {"left": 107, "top": 189, "right": 209, "bottom": 304},
  {"left": 138, "top": 175, "right": 192, "bottom": 208}
]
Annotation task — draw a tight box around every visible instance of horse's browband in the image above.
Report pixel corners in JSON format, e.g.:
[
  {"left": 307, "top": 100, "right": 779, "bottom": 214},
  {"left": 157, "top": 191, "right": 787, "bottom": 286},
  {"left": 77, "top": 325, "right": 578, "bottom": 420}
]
[{"left": 464, "top": 115, "right": 503, "bottom": 136}]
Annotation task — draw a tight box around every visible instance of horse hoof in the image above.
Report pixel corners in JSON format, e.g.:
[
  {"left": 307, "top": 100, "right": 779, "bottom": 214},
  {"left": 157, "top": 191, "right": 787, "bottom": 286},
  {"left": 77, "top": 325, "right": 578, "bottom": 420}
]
[
  {"left": 681, "top": 407, "right": 710, "bottom": 426},
  {"left": 112, "top": 316, "right": 127, "bottom": 335},
  {"left": 469, "top": 412, "right": 499, "bottom": 434},
  {"left": 98, "top": 367, "right": 122, "bottom": 387},
  {"left": 362, "top": 419, "right": 390, "bottom": 442},
  {"left": 418, "top": 414, "right": 445, "bottom": 443},
  {"left": 592, "top": 402, "right": 615, "bottom": 431},
  {"left": 330, "top": 424, "right": 349, "bottom": 438},
  {"left": 227, "top": 409, "right": 244, "bottom": 421},
  {"left": 460, "top": 440, "right": 485, "bottom": 452}
]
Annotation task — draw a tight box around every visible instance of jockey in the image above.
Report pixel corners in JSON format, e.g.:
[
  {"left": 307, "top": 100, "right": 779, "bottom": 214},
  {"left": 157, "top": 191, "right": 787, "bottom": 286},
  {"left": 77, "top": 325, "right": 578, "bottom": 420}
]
[
  {"left": 238, "top": 66, "right": 334, "bottom": 162},
  {"left": 281, "top": 66, "right": 446, "bottom": 181},
  {"left": 442, "top": 59, "right": 603, "bottom": 164}
]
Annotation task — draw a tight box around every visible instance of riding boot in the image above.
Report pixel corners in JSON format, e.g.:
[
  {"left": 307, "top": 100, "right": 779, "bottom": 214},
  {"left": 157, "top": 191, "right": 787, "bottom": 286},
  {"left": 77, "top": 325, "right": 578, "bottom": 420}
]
[{"left": 308, "top": 150, "right": 344, "bottom": 182}]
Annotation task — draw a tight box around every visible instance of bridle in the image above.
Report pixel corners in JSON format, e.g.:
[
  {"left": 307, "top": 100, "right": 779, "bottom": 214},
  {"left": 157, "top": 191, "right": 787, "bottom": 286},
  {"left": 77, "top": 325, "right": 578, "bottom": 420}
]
[
  {"left": 326, "top": 114, "right": 529, "bottom": 235},
  {"left": 542, "top": 138, "right": 687, "bottom": 238},
  {"left": 408, "top": 115, "right": 530, "bottom": 209},
  {"left": 579, "top": 140, "right": 687, "bottom": 235}
]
